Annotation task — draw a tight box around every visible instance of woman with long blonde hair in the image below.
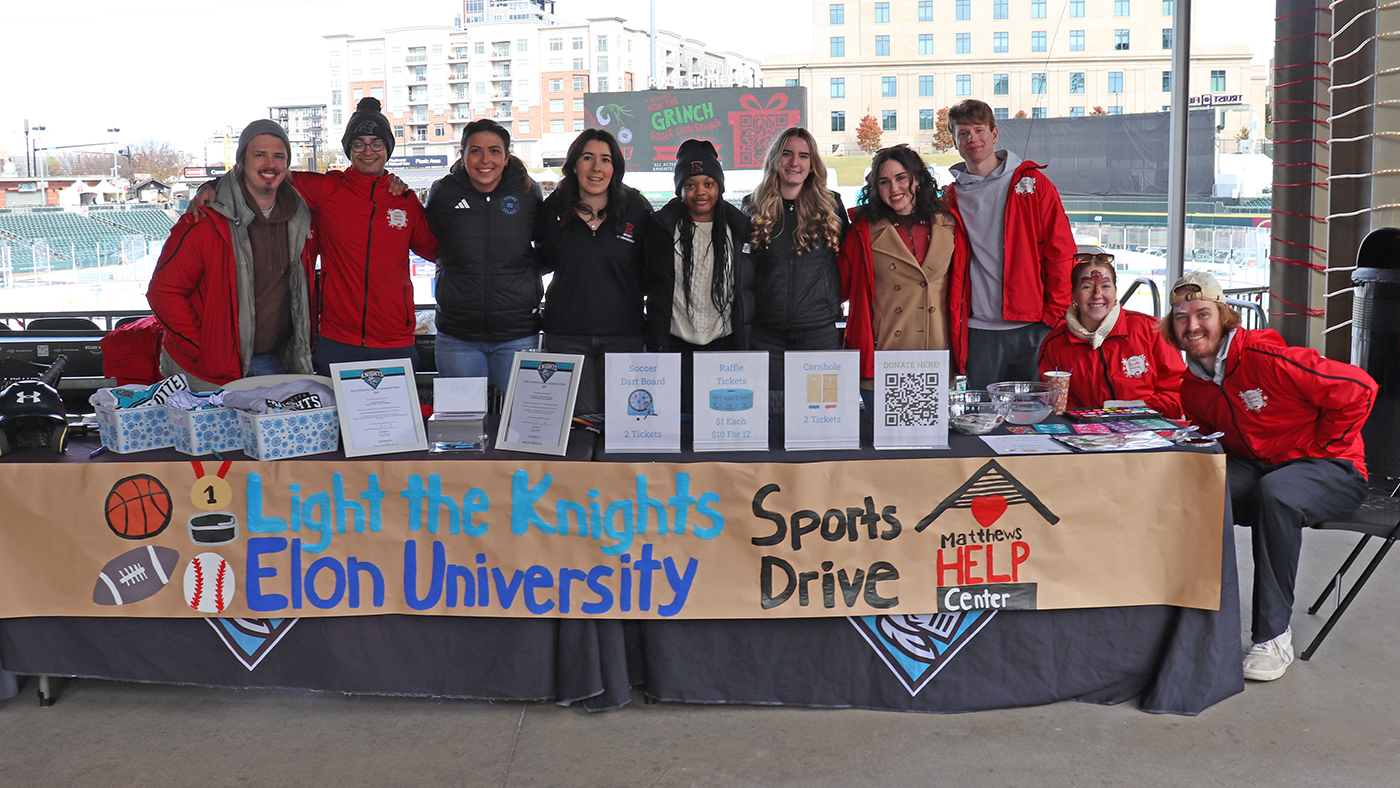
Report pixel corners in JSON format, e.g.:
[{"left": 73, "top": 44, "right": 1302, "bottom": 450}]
[{"left": 742, "top": 127, "right": 847, "bottom": 404}]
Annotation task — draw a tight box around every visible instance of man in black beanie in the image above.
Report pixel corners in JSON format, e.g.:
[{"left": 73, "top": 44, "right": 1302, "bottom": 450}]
[{"left": 341, "top": 96, "right": 395, "bottom": 162}]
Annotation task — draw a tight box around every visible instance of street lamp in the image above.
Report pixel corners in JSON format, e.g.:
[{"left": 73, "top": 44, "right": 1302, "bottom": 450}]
[
  {"left": 23, "top": 120, "right": 46, "bottom": 179},
  {"left": 107, "top": 128, "right": 121, "bottom": 179}
]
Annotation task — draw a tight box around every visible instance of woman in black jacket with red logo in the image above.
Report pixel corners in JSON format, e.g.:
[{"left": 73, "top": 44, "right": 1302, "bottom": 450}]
[
  {"left": 535, "top": 129, "right": 653, "bottom": 415},
  {"left": 426, "top": 119, "right": 543, "bottom": 392}
]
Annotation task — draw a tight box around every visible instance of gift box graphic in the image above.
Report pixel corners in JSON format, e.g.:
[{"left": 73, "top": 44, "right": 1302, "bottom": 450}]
[{"left": 727, "top": 93, "right": 800, "bottom": 169}]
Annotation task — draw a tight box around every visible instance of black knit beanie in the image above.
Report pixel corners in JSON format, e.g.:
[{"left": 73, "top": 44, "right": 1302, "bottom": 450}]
[
  {"left": 342, "top": 97, "right": 395, "bottom": 158},
  {"left": 673, "top": 139, "right": 724, "bottom": 195}
]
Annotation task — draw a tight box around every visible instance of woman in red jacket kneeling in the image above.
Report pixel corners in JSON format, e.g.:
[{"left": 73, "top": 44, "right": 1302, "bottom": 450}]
[{"left": 1038, "top": 246, "right": 1185, "bottom": 417}]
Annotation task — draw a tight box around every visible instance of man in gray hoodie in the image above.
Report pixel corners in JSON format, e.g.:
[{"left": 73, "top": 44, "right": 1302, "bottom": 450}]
[{"left": 943, "top": 99, "right": 1076, "bottom": 389}]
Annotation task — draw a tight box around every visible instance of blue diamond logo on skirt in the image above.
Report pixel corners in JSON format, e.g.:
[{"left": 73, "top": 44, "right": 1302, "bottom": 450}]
[
  {"left": 207, "top": 618, "right": 299, "bottom": 670},
  {"left": 849, "top": 611, "right": 996, "bottom": 696}
]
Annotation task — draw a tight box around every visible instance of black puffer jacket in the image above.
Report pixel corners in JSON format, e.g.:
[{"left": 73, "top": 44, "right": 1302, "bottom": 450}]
[
  {"left": 425, "top": 159, "right": 543, "bottom": 341},
  {"left": 645, "top": 198, "right": 755, "bottom": 352},
  {"left": 536, "top": 186, "right": 653, "bottom": 337},
  {"left": 742, "top": 190, "right": 847, "bottom": 332}
]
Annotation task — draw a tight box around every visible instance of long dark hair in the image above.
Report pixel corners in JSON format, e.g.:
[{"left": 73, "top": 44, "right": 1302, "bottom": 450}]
[
  {"left": 457, "top": 118, "right": 533, "bottom": 197},
  {"left": 675, "top": 198, "right": 732, "bottom": 319},
  {"left": 555, "top": 128, "right": 628, "bottom": 234},
  {"left": 858, "top": 144, "right": 949, "bottom": 226}
]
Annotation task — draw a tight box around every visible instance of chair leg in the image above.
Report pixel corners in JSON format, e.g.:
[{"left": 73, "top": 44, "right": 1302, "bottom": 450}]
[
  {"left": 1308, "top": 535, "right": 1372, "bottom": 615},
  {"left": 1302, "top": 537, "right": 1397, "bottom": 661}
]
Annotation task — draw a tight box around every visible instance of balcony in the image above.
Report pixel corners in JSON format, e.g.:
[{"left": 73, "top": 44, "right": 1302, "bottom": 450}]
[
  {"left": 405, "top": 55, "right": 426, "bottom": 63},
  {"left": 449, "top": 49, "right": 470, "bottom": 61},
  {"left": 449, "top": 71, "right": 470, "bottom": 82}
]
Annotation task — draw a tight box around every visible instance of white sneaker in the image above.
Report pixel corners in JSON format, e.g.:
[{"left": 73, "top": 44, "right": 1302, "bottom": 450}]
[{"left": 1243, "top": 628, "right": 1294, "bottom": 681}]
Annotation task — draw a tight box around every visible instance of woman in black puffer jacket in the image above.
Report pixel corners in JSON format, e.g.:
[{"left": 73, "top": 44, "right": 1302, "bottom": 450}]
[{"left": 426, "top": 119, "right": 543, "bottom": 391}]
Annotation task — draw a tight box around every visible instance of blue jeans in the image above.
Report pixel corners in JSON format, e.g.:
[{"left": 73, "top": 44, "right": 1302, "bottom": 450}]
[
  {"left": 434, "top": 332, "right": 539, "bottom": 392},
  {"left": 313, "top": 335, "right": 420, "bottom": 377},
  {"left": 248, "top": 353, "right": 287, "bottom": 377}
]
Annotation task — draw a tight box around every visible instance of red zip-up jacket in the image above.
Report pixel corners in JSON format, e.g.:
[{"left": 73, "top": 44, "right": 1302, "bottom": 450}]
[
  {"left": 295, "top": 169, "right": 437, "bottom": 348},
  {"left": 1180, "top": 328, "right": 1375, "bottom": 478},
  {"left": 838, "top": 209, "right": 971, "bottom": 377},
  {"left": 1038, "top": 308, "right": 1185, "bottom": 417},
  {"left": 944, "top": 159, "right": 1076, "bottom": 327}
]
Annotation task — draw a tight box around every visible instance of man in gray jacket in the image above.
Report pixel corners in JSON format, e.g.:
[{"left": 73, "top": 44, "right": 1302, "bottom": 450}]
[{"left": 148, "top": 120, "right": 315, "bottom": 390}]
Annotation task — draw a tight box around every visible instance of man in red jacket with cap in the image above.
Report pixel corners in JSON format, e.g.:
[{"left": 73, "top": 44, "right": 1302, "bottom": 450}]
[{"left": 1165, "top": 271, "right": 1375, "bottom": 682}]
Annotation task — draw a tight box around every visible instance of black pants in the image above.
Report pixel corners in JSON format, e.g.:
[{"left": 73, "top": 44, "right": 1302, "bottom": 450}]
[
  {"left": 671, "top": 334, "right": 736, "bottom": 414},
  {"left": 965, "top": 323, "right": 1050, "bottom": 390},
  {"left": 1229, "top": 456, "right": 1369, "bottom": 643},
  {"left": 542, "top": 333, "right": 646, "bottom": 416},
  {"left": 750, "top": 324, "right": 841, "bottom": 396}
]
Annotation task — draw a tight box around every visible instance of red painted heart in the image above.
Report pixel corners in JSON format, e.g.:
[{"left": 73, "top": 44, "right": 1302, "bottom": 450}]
[{"left": 970, "top": 495, "right": 1008, "bottom": 528}]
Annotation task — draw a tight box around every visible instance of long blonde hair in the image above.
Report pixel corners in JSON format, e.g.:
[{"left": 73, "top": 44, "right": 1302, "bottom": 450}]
[{"left": 747, "top": 127, "right": 844, "bottom": 253}]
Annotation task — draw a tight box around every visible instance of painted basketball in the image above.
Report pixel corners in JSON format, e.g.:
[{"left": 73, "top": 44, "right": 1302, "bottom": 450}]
[{"left": 105, "top": 474, "right": 173, "bottom": 539}]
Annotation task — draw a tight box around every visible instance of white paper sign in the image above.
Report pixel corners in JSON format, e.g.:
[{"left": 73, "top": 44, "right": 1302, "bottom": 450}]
[
  {"left": 783, "top": 350, "right": 860, "bottom": 451},
  {"left": 495, "top": 352, "right": 583, "bottom": 456},
  {"left": 978, "top": 434, "right": 1074, "bottom": 454},
  {"left": 329, "top": 360, "right": 428, "bottom": 457},
  {"left": 605, "top": 353, "right": 682, "bottom": 453},
  {"left": 873, "top": 350, "right": 950, "bottom": 450},
  {"left": 692, "top": 352, "right": 768, "bottom": 452},
  {"left": 433, "top": 376, "right": 487, "bottom": 414}
]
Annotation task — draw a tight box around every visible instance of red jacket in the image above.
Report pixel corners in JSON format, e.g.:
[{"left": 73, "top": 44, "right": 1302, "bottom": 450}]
[
  {"left": 294, "top": 169, "right": 437, "bottom": 348},
  {"left": 1180, "top": 328, "right": 1375, "bottom": 478},
  {"left": 147, "top": 203, "right": 316, "bottom": 386},
  {"left": 944, "top": 159, "right": 1075, "bottom": 327},
  {"left": 838, "top": 209, "right": 971, "bottom": 377},
  {"left": 1038, "top": 308, "right": 1185, "bottom": 417}
]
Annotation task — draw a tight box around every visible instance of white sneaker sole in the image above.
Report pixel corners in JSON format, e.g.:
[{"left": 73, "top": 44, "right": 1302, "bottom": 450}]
[{"left": 1243, "top": 662, "right": 1291, "bottom": 681}]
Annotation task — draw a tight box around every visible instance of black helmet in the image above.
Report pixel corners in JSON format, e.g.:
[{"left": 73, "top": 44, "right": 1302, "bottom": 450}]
[{"left": 0, "top": 354, "right": 70, "bottom": 455}]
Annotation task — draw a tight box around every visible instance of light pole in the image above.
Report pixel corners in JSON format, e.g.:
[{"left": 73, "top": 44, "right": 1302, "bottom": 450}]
[
  {"left": 107, "top": 128, "right": 121, "bottom": 179},
  {"left": 24, "top": 120, "right": 46, "bottom": 179}
]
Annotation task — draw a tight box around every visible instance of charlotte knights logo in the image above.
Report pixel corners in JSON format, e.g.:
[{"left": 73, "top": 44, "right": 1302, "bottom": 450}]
[{"left": 360, "top": 369, "right": 384, "bottom": 389}]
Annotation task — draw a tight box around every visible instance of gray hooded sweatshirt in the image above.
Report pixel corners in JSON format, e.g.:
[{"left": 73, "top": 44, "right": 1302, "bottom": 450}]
[{"left": 949, "top": 150, "right": 1034, "bottom": 331}]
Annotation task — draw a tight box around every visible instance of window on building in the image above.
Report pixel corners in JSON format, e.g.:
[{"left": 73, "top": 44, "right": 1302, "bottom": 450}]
[
  {"left": 957, "top": 74, "right": 971, "bottom": 96},
  {"left": 1212, "top": 70, "right": 1226, "bottom": 91},
  {"left": 550, "top": 99, "right": 564, "bottom": 112},
  {"left": 1070, "top": 106, "right": 1085, "bottom": 117},
  {"left": 549, "top": 78, "right": 562, "bottom": 92},
  {"left": 994, "top": 0, "right": 1008, "bottom": 18},
  {"left": 830, "top": 3, "right": 845, "bottom": 24},
  {"left": 1163, "top": 29, "right": 1173, "bottom": 49},
  {"left": 882, "top": 76, "right": 897, "bottom": 97},
  {"left": 392, "top": 86, "right": 403, "bottom": 100},
  {"left": 393, "top": 125, "right": 404, "bottom": 138},
  {"left": 475, "top": 42, "right": 485, "bottom": 54},
  {"left": 832, "top": 110, "right": 846, "bottom": 131},
  {"left": 994, "top": 108, "right": 1009, "bottom": 120},
  {"left": 572, "top": 36, "right": 584, "bottom": 50},
  {"left": 831, "top": 37, "right": 845, "bottom": 57},
  {"left": 598, "top": 77, "right": 609, "bottom": 91},
  {"left": 1162, "top": 71, "right": 1171, "bottom": 91},
  {"left": 516, "top": 39, "right": 527, "bottom": 52},
  {"left": 882, "top": 110, "right": 897, "bottom": 131},
  {"left": 573, "top": 76, "right": 586, "bottom": 90},
  {"left": 572, "top": 57, "right": 584, "bottom": 69},
  {"left": 597, "top": 56, "right": 609, "bottom": 72},
  {"left": 994, "top": 73, "right": 1009, "bottom": 95},
  {"left": 831, "top": 77, "right": 846, "bottom": 98},
  {"left": 1071, "top": 0, "right": 1084, "bottom": 16},
  {"left": 1109, "top": 71, "right": 1124, "bottom": 93},
  {"left": 1116, "top": 29, "right": 1130, "bottom": 50},
  {"left": 573, "top": 98, "right": 584, "bottom": 111},
  {"left": 786, "top": 78, "right": 799, "bottom": 86},
  {"left": 919, "top": 1, "right": 933, "bottom": 21},
  {"left": 433, "top": 123, "right": 444, "bottom": 137},
  {"left": 875, "top": 2, "right": 889, "bottom": 22},
  {"left": 1032, "top": 0, "right": 1047, "bottom": 17},
  {"left": 919, "top": 74, "right": 934, "bottom": 96},
  {"left": 1070, "top": 72, "right": 1085, "bottom": 93},
  {"left": 574, "top": 118, "right": 585, "bottom": 131},
  {"left": 1032, "top": 31, "right": 1047, "bottom": 51},
  {"left": 1032, "top": 107, "right": 1047, "bottom": 118},
  {"left": 332, "top": 109, "right": 342, "bottom": 124},
  {"left": 956, "top": 33, "right": 970, "bottom": 54},
  {"left": 876, "top": 35, "right": 890, "bottom": 55},
  {"left": 549, "top": 38, "right": 562, "bottom": 51},
  {"left": 994, "top": 32, "right": 1008, "bottom": 52},
  {"left": 956, "top": 0, "right": 970, "bottom": 20},
  {"left": 1163, "top": 0, "right": 1174, "bottom": 13},
  {"left": 1032, "top": 73, "right": 1047, "bottom": 94},
  {"left": 550, "top": 119, "right": 564, "bottom": 133},
  {"left": 1070, "top": 30, "right": 1084, "bottom": 50},
  {"left": 1116, "top": 0, "right": 1130, "bottom": 14},
  {"left": 476, "top": 82, "right": 485, "bottom": 94},
  {"left": 920, "top": 109, "right": 935, "bottom": 130},
  {"left": 1109, "top": 106, "right": 1123, "bottom": 114},
  {"left": 920, "top": 34, "right": 934, "bottom": 55},
  {"left": 331, "top": 89, "right": 341, "bottom": 105}
]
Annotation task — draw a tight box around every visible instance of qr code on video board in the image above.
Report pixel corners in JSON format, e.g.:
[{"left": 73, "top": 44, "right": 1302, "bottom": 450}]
[{"left": 883, "top": 372, "right": 940, "bottom": 426}]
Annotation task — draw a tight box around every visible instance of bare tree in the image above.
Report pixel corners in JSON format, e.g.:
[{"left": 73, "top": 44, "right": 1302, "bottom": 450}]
[{"left": 120, "top": 140, "right": 192, "bottom": 183}]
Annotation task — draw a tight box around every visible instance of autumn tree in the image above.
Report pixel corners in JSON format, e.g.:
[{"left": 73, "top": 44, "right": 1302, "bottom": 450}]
[
  {"left": 856, "top": 114, "right": 882, "bottom": 154},
  {"left": 1090, "top": 106, "right": 1109, "bottom": 116},
  {"left": 932, "top": 107, "right": 954, "bottom": 151},
  {"left": 1014, "top": 110, "right": 1028, "bottom": 119},
  {"left": 120, "top": 140, "right": 192, "bottom": 183}
]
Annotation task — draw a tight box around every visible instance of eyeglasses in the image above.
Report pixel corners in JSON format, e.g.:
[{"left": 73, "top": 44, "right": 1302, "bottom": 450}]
[
  {"left": 350, "top": 140, "right": 387, "bottom": 153},
  {"left": 1074, "top": 253, "right": 1115, "bottom": 264}
]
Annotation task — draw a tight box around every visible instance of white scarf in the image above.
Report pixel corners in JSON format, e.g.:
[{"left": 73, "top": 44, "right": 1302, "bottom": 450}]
[{"left": 1065, "top": 303, "right": 1121, "bottom": 350}]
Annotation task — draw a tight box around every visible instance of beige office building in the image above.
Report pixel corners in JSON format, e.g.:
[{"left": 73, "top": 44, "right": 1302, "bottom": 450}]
[{"left": 765, "top": 0, "right": 1266, "bottom": 156}]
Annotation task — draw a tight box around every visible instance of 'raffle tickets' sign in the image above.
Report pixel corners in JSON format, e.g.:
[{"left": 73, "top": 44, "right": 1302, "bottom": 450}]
[
  {"left": 586, "top": 87, "right": 807, "bottom": 172},
  {"left": 0, "top": 452, "right": 1224, "bottom": 620}
]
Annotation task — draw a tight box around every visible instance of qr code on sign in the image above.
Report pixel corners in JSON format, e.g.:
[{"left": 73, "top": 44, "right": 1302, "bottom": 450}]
[{"left": 883, "top": 372, "right": 940, "bottom": 426}]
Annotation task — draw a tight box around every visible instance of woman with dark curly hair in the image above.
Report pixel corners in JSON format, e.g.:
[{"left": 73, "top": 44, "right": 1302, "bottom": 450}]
[
  {"left": 838, "top": 144, "right": 969, "bottom": 401},
  {"left": 535, "top": 128, "right": 652, "bottom": 415},
  {"left": 742, "top": 127, "right": 847, "bottom": 406}
]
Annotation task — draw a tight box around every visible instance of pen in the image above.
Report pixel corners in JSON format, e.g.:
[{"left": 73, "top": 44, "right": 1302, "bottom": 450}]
[{"left": 89, "top": 446, "right": 108, "bottom": 459}]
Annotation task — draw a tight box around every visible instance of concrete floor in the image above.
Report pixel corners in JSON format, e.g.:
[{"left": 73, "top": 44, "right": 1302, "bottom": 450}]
[{"left": 3, "top": 526, "right": 1398, "bottom": 788}]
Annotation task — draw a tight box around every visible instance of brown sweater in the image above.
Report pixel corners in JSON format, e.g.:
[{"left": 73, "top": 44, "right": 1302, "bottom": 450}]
[{"left": 239, "top": 179, "right": 297, "bottom": 355}]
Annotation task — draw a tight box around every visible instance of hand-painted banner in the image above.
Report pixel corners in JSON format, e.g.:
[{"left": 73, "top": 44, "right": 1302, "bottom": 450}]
[{"left": 0, "top": 452, "right": 1225, "bottom": 619}]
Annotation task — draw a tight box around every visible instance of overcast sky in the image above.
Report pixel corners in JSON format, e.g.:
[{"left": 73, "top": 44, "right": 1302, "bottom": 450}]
[{"left": 1, "top": 0, "right": 1273, "bottom": 167}]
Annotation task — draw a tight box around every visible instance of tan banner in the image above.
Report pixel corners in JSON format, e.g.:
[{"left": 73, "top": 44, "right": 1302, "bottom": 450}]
[{"left": 0, "top": 452, "right": 1225, "bottom": 619}]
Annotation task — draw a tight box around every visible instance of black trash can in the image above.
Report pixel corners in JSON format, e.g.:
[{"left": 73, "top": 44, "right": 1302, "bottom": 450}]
[{"left": 1352, "top": 228, "right": 1400, "bottom": 479}]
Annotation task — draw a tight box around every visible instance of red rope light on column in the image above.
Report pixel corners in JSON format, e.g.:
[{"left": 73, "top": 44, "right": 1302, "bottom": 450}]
[
  {"left": 1268, "top": 292, "right": 1326, "bottom": 317},
  {"left": 1269, "top": 255, "right": 1327, "bottom": 272}
]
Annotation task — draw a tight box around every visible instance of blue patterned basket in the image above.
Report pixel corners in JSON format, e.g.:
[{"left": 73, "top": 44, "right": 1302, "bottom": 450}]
[
  {"left": 165, "top": 405, "right": 245, "bottom": 456},
  {"left": 238, "top": 407, "right": 340, "bottom": 461},
  {"left": 95, "top": 405, "right": 175, "bottom": 453}
]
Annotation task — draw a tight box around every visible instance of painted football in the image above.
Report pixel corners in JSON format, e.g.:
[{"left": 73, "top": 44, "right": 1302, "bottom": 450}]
[{"left": 93, "top": 545, "right": 180, "bottom": 606}]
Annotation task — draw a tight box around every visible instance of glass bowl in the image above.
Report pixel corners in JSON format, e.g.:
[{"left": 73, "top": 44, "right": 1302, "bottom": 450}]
[
  {"left": 948, "top": 390, "right": 1010, "bottom": 435},
  {"left": 987, "top": 381, "right": 1058, "bottom": 425}
]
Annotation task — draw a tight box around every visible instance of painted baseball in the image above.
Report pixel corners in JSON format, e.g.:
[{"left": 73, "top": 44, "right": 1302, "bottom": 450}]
[{"left": 183, "top": 551, "right": 236, "bottom": 614}]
